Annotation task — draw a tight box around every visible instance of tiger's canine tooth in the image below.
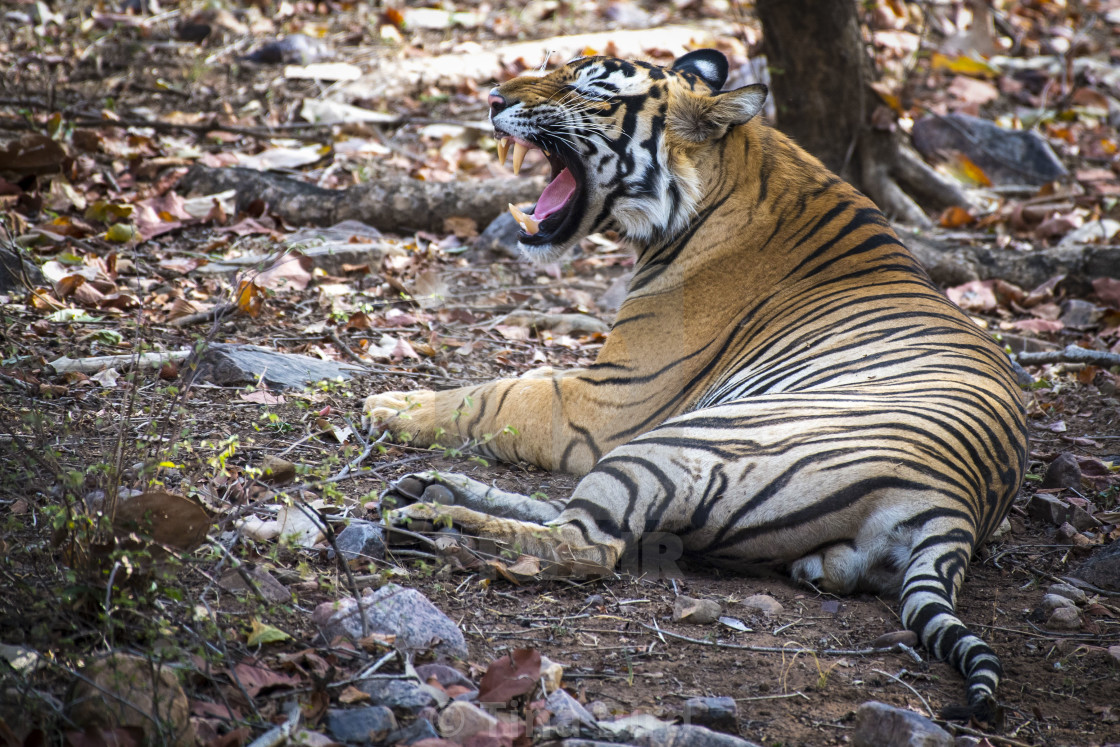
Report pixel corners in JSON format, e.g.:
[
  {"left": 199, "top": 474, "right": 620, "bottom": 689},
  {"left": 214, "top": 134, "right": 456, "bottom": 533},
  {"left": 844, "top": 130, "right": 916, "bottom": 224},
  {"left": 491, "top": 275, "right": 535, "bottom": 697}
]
[
  {"left": 497, "top": 137, "right": 509, "bottom": 166},
  {"left": 512, "top": 141, "right": 529, "bottom": 175},
  {"left": 508, "top": 203, "right": 539, "bottom": 235}
]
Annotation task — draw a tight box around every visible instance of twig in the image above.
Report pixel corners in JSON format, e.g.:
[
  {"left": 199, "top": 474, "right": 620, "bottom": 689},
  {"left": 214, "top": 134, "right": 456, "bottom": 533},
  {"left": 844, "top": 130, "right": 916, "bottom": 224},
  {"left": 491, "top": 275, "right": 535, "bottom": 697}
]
[
  {"left": 68, "top": 116, "right": 326, "bottom": 143},
  {"left": 734, "top": 691, "right": 810, "bottom": 702},
  {"left": 934, "top": 720, "right": 1035, "bottom": 747},
  {"left": 636, "top": 622, "right": 922, "bottom": 662},
  {"left": 0, "top": 372, "right": 37, "bottom": 394},
  {"left": 871, "top": 668, "right": 934, "bottom": 718},
  {"left": 168, "top": 303, "right": 238, "bottom": 328},
  {"left": 1015, "top": 345, "right": 1120, "bottom": 368},
  {"left": 246, "top": 699, "right": 300, "bottom": 747}
]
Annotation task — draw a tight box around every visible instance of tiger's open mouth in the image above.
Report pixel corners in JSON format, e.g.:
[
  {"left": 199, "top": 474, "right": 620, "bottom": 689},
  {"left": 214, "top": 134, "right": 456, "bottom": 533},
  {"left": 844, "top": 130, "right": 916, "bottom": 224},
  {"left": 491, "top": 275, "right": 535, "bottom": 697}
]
[{"left": 493, "top": 129, "right": 586, "bottom": 248}]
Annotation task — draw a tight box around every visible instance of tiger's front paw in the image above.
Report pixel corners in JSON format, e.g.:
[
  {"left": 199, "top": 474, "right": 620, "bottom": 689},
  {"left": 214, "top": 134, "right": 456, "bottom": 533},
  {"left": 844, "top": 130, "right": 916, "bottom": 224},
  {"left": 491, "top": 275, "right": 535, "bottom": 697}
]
[{"left": 362, "top": 389, "right": 436, "bottom": 439}]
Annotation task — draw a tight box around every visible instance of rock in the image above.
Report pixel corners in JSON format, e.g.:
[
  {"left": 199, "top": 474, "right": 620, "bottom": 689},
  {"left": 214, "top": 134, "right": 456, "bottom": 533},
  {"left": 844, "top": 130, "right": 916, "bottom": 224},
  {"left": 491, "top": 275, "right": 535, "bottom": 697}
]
[
  {"left": 1071, "top": 539, "right": 1120, "bottom": 591},
  {"left": 474, "top": 211, "right": 522, "bottom": 258},
  {"left": 329, "top": 521, "right": 386, "bottom": 562},
  {"left": 358, "top": 678, "right": 438, "bottom": 716},
  {"left": 68, "top": 653, "right": 193, "bottom": 746},
  {"left": 852, "top": 701, "right": 952, "bottom": 747},
  {"left": 1040, "top": 594, "right": 1077, "bottom": 613},
  {"left": 195, "top": 342, "right": 364, "bottom": 389},
  {"left": 587, "top": 700, "right": 615, "bottom": 721},
  {"left": 1041, "top": 453, "right": 1083, "bottom": 489},
  {"left": 741, "top": 594, "right": 784, "bottom": 616},
  {"left": 1056, "top": 522, "right": 1094, "bottom": 549},
  {"left": 1045, "top": 606, "right": 1082, "bottom": 631},
  {"left": 584, "top": 593, "right": 606, "bottom": 608},
  {"left": 0, "top": 244, "right": 45, "bottom": 292},
  {"left": 911, "top": 113, "right": 1066, "bottom": 186},
  {"left": 1109, "top": 645, "right": 1120, "bottom": 669},
  {"left": 872, "top": 630, "right": 920, "bottom": 649},
  {"left": 312, "top": 583, "right": 468, "bottom": 660},
  {"left": 386, "top": 718, "right": 441, "bottom": 745},
  {"left": 415, "top": 663, "right": 476, "bottom": 692},
  {"left": 436, "top": 701, "right": 499, "bottom": 740},
  {"left": 673, "top": 596, "right": 722, "bottom": 624},
  {"left": 326, "top": 706, "right": 397, "bottom": 743},
  {"left": 633, "top": 724, "right": 764, "bottom": 747},
  {"left": 1028, "top": 494, "right": 1099, "bottom": 532},
  {"left": 1058, "top": 299, "right": 1105, "bottom": 330},
  {"left": 546, "top": 688, "right": 598, "bottom": 736},
  {"left": 1046, "top": 583, "right": 1088, "bottom": 605},
  {"left": 683, "top": 696, "right": 738, "bottom": 734},
  {"left": 217, "top": 565, "right": 290, "bottom": 603}
]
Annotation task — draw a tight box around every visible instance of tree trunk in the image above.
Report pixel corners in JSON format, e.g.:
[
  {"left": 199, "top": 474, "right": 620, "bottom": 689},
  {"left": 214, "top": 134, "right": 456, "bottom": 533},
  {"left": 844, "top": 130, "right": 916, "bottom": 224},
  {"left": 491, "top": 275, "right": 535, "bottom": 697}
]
[
  {"left": 755, "top": 0, "right": 868, "bottom": 183},
  {"left": 755, "top": 0, "right": 971, "bottom": 225}
]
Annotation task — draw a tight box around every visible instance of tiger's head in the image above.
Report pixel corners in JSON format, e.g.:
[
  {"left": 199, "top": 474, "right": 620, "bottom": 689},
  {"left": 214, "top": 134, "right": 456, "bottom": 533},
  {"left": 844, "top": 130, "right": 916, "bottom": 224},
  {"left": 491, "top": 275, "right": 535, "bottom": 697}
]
[{"left": 489, "top": 49, "right": 767, "bottom": 260}]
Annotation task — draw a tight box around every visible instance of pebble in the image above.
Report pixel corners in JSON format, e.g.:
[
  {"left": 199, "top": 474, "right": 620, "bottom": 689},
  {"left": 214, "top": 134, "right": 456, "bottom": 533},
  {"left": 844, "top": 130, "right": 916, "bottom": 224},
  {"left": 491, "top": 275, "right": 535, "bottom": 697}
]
[
  {"left": 1040, "top": 593, "right": 1077, "bottom": 613},
  {"left": 436, "top": 700, "right": 498, "bottom": 740},
  {"left": 1041, "top": 452, "right": 1082, "bottom": 489},
  {"left": 673, "top": 596, "right": 722, "bottom": 624},
  {"left": 1047, "top": 582, "right": 1088, "bottom": 605},
  {"left": 385, "top": 718, "right": 441, "bottom": 745},
  {"left": 741, "top": 594, "right": 784, "bottom": 616},
  {"left": 358, "top": 678, "right": 437, "bottom": 716},
  {"left": 311, "top": 583, "right": 467, "bottom": 660},
  {"left": 683, "top": 696, "right": 738, "bottom": 734},
  {"left": 546, "top": 688, "right": 598, "bottom": 736},
  {"left": 328, "top": 521, "right": 386, "bottom": 562},
  {"left": 1045, "top": 606, "right": 1082, "bottom": 631},
  {"left": 1072, "top": 539, "right": 1120, "bottom": 592},
  {"left": 633, "top": 725, "right": 764, "bottom": 747},
  {"left": 852, "top": 701, "right": 952, "bottom": 747},
  {"left": 326, "top": 706, "right": 397, "bottom": 743}
]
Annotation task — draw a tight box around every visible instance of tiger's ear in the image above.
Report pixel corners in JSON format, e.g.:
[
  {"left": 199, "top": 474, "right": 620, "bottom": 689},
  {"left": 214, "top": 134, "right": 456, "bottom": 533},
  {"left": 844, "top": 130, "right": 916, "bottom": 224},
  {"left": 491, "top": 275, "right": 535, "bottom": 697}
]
[
  {"left": 671, "top": 49, "right": 729, "bottom": 91},
  {"left": 668, "top": 84, "right": 768, "bottom": 143}
]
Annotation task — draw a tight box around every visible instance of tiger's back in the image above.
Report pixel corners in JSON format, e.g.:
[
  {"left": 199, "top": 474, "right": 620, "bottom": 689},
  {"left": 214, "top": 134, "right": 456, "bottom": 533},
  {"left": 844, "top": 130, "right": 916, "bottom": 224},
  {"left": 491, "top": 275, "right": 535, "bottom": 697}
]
[{"left": 366, "top": 49, "right": 1028, "bottom": 722}]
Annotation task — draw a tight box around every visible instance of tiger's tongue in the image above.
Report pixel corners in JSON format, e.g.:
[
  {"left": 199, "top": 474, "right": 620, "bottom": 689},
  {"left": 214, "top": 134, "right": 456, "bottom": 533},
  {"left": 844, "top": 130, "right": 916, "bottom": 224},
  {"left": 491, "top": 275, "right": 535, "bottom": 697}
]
[{"left": 532, "top": 168, "right": 576, "bottom": 220}]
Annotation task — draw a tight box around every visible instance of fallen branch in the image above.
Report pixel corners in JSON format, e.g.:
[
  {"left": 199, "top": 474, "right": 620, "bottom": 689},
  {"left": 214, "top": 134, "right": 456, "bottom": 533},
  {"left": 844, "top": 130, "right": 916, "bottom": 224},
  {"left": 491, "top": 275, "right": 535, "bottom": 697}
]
[
  {"left": 178, "top": 164, "right": 545, "bottom": 233},
  {"left": 1015, "top": 345, "right": 1120, "bottom": 368},
  {"left": 168, "top": 303, "right": 237, "bottom": 328},
  {"left": 49, "top": 350, "right": 191, "bottom": 374}
]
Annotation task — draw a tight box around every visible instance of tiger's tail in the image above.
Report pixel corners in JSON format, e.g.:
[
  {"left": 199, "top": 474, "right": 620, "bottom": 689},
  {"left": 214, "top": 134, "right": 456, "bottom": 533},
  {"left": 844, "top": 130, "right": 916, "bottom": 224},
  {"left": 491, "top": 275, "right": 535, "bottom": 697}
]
[{"left": 900, "top": 529, "right": 1004, "bottom": 729}]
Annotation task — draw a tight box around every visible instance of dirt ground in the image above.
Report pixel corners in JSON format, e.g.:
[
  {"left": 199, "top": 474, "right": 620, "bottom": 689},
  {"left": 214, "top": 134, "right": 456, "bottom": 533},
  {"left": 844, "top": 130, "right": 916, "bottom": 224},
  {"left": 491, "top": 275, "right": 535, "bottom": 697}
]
[{"left": 3, "top": 2, "right": 1120, "bottom": 746}]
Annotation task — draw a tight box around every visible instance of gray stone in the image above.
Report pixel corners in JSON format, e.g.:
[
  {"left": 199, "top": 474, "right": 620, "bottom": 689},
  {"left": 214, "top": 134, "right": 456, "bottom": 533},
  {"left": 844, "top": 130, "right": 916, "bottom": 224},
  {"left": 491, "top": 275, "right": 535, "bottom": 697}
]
[
  {"left": 414, "top": 663, "right": 475, "bottom": 692},
  {"left": 683, "top": 697, "right": 738, "bottom": 734},
  {"left": 1027, "top": 494, "right": 1099, "bottom": 531},
  {"left": 911, "top": 113, "right": 1066, "bottom": 186},
  {"left": 326, "top": 706, "right": 397, "bottom": 744},
  {"left": 1040, "top": 594, "right": 1077, "bottom": 613},
  {"left": 673, "top": 596, "right": 722, "bottom": 624},
  {"left": 1058, "top": 299, "right": 1105, "bottom": 330},
  {"left": 217, "top": 565, "right": 290, "bottom": 603},
  {"left": 1047, "top": 583, "right": 1088, "bottom": 604},
  {"left": 385, "top": 717, "right": 440, "bottom": 745},
  {"left": 546, "top": 688, "right": 597, "bottom": 736},
  {"left": 0, "top": 245, "right": 45, "bottom": 292},
  {"left": 1042, "top": 453, "right": 1082, "bottom": 489},
  {"left": 633, "top": 725, "right": 763, "bottom": 747},
  {"left": 195, "top": 343, "right": 364, "bottom": 389},
  {"left": 1045, "top": 606, "right": 1082, "bottom": 631},
  {"left": 329, "top": 521, "right": 386, "bottom": 562},
  {"left": 852, "top": 701, "right": 952, "bottom": 747},
  {"left": 357, "top": 678, "right": 436, "bottom": 716},
  {"left": 311, "top": 583, "right": 468, "bottom": 660},
  {"left": 436, "top": 701, "right": 498, "bottom": 740},
  {"left": 740, "top": 594, "right": 784, "bottom": 616},
  {"left": 474, "top": 211, "right": 522, "bottom": 258},
  {"left": 1072, "top": 539, "right": 1120, "bottom": 591}
]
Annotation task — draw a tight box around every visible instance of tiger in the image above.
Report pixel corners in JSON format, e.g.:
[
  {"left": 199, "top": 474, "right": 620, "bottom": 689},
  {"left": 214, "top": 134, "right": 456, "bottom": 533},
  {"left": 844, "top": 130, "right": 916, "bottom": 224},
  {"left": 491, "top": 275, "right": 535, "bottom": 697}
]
[{"left": 363, "top": 49, "right": 1028, "bottom": 723}]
